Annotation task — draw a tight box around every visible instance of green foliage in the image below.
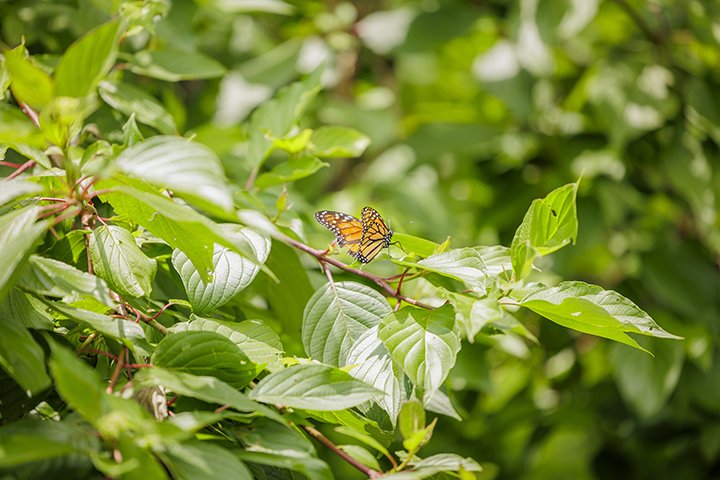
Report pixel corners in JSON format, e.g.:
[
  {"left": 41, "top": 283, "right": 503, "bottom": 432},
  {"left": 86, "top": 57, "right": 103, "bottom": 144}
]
[{"left": 0, "top": 0, "right": 713, "bottom": 478}]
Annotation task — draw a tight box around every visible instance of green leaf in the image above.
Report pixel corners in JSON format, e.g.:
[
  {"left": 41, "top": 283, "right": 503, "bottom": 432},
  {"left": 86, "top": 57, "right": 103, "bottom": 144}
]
[
  {"left": 610, "top": 338, "right": 685, "bottom": 418},
  {"left": 247, "top": 67, "right": 323, "bottom": 171},
  {"left": 0, "top": 308, "right": 51, "bottom": 395},
  {"left": 152, "top": 331, "right": 259, "bottom": 388},
  {"left": 0, "top": 179, "right": 43, "bottom": 206},
  {"left": 115, "top": 136, "right": 232, "bottom": 214},
  {"left": 338, "top": 444, "right": 381, "bottom": 471},
  {"left": 105, "top": 436, "right": 168, "bottom": 480},
  {"left": 399, "top": 398, "right": 426, "bottom": 441},
  {"left": 4, "top": 44, "right": 54, "bottom": 109},
  {"left": 424, "top": 389, "right": 462, "bottom": 421},
  {"left": 391, "top": 233, "right": 443, "bottom": 258},
  {"left": 0, "top": 104, "right": 46, "bottom": 148},
  {"left": 250, "top": 363, "right": 382, "bottom": 410},
  {"left": 0, "top": 207, "right": 48, "bottom": 302},
  {"left": 136, "top": 367, "right": 283, "bottom": 422},
  {"left": 163, "top": 441, "right": 252, "bottom": 480},
  {"left": 0, "top": 288, "right": 54, "bottom": 330},
  {"left": 510, "top": 182, "right": 578, "bottom": 279},
  {"left": 379, "top": 305, "right": 461, "bottom": 397},
  {"left": 172, "top": 225, "right": 270, "bottom": 314},
  {"left": 0, "top": 418, "right": 98, "bottom": 477},
  {"left": 520, "top": 281, "right": 681, "bottom": 347},
  {"left": 233, "top": 417, "right": 316, "bottom": 457},
  {"left": 47, "top": 339, "right": 108, "bottom": 424},
  {"left": 411, "top": 453, "right": 483, "bottom": 473},
  {"left": 171, "top": 317, "right": 283, "bottom": 367},
  {"left": 128, "top": 49, "right": 227, "bottom": 81},
  {"left": 309, "top": 126, "right": 371, "bottom": 158},
  {"left": 99, "top": 81, "right": 176, "bottom": 135},
  {"left": 43, "top": 301, "right": 148, "bottom": 352},
  {"left": 302, "top": 281, "right": 392, "bottom": 366},
  {"left": 18, "top": 255, "right": 113, "bottom": 307},
  {"left": 345, "top": 326, "right": 405, "bottom": 424},
  {"left": 416, "top": 247, "right": 491, "bottom": 292},
  {"left": 89, "top": 225, "right": 157, "bottom": 298},
  {"left": 255, "top": 155, "right": 327, "bottom": 188},
  {"left": 54, "top": 19, "right": 122, "bottom": 98},
  {"left": 235, "top": 451, "right": 332, "bottom": 480}
]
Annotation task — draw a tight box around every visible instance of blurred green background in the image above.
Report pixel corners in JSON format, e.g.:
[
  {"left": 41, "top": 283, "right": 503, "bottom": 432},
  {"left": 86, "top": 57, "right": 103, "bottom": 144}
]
[{"left": 3, "top": 0, "right": 719, "bottom": 478}]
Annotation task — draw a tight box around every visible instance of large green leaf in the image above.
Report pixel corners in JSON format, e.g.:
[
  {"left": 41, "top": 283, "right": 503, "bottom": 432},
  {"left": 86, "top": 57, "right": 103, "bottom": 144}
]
[
  {"left": 0, "top": 104, "right": 46, "bottom": 148},
  {"left": 172, "top": 225, "right": 270, "bottom": 314},
  {"left": 255, "top": 155, "right": 327, "bottom": 188},
  {"left": 171, "top": 317, "right": 282, "bottom": 367},
  {"left": 415, "top": 247, "right": 490, "bottom": 292},
  {"left": 136, "top": 367, "right": 283, "bottom": 422},
  {"left": 163, "top": 441, "right": 252, "bottom": 480},
  {"left": 0, "top": 207, "right": 48, "bottom": 301},
  {"left": 379, "top": 305, "right": 461, "bottom": 397},
  {"left": 250, "top": 363, "right": 382, "bottom": 410},
  {"left": 345, "top": 326, "right": 405, "bottom": 424},
  {"left": 0, "top": 309, "right": 50, "bottom": 395},
  {"left": 128, "top": 49, "right": 227, "bottom": 81},
  {"left": 0, "top": 288, "right": 54, "bottom": 330},
  {"left": 0, "top": 179, "right": 43, "bottom": 206},
  {"left": 18, "top": 255, "right": 113, "bottom": 307},
  {"left": 302, "top": 281, "right": 392, "bottom": 366},
  {"left": 510, "top": 182, "right": 578, "bottom": 279},
  {"left": 99, "top": 81, "right": 176, "bottom": 135},
  {"left": 152, "top": 331, "right": 259, "bottom": 388},
  {"left": 89, "top": 225, "right": 157, "bottom": 298},
  {"left": 0, "top": 418, "right": 98, "bottom": 477},
  {"left": 43, "top": 301, "right": 148, "bottom": 352},
  {"left": 4, "top": 44, "right": 54, "bottom": 109},
  {"left": 54, "top": 19, "right": 122, "bottom": 98},
  {"left": 309, "top": 126, "right": 371, "bottom": 158},
  {"left": 520, "top": 281, "right": 681, "bottom": 353},
  {"left": 235, "top": 451, "right": 332, "bottom": 480},
  {"left": 115, "top": 136, "right": 233, "bottom": 214}
]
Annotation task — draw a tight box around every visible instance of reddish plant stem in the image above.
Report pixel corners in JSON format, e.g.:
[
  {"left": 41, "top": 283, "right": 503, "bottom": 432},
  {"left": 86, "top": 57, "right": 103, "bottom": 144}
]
[
  {"left": 19, "top": 101, "right": 40, "bottom": 128},
  {"left": 302, "top": 425, "right": 382, "bottom": 479},
  {"left": 6, "top": 160, "right": 36, "bottom": 180},
  {"left": 77, "top": 349, "right": 119, "bottom": 361},
  {"left": 148, "top": 303, "right": 173, "bottom": 321},
  {"left": 285, "top": 237, "right": 433, "bottom": 309},
  {"left": 0, "top": 161, "right": 23, "bottom": 168},
  {"left": 106, "top": 347, "right": 128, "bottom": 393}
]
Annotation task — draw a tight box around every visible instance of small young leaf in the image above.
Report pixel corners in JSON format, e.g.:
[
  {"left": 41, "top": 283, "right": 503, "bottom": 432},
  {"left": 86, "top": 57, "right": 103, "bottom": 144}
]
[
  {"left": 172, "top": 225, "right": 270, "bottom": 314},
  {"left": 398, "top": 398, "right": 426, "bottom": 441},
  {"left": 510, "top": 182, "right": 578, "bottom": 279},
  {"left": 115, "top": 136, "right": 233, "bottom": 214},
  {"left": 411, "top": 453, "right": 483, "bottom": 473},
  {"left": 250, "top": 363, "right": 382, "bottom": 410},
  {"left": 379, "top": 305, "right": 461, "bottom": 397},
  {"left": 255, "top": 155, "right": 327, "bottom": 188},
  {"left": 310, "top": 126, "right": 371, "bottom": 158},
  {"left": 89, "top": 225, "right": 157, "bottom": 298},
  {"left": 303, "top": 281, "right": 392, "bottom": 366},
  {"left": 152, "top": 331, "right": 259, "bottom": 388},
  {"left": 54, "top": 20, "right": 122, "bottom": 98},
  {"left": 391, "top": 233, "right": 443, "bottom": 259}
]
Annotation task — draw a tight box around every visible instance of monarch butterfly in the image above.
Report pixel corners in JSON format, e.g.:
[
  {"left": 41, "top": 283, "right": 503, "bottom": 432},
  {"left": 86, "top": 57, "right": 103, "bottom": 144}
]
[{"left": 315, "top": 206, "right": 393, "bottom": 263}]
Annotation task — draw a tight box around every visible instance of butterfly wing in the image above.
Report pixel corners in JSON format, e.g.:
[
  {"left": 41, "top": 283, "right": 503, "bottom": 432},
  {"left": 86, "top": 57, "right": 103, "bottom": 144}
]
[
  {"left": 315, "top": 210, "right": 363, "bottom": 246},
  {"left": 349, "top": 206, "right": 393, "bottom": 263}
]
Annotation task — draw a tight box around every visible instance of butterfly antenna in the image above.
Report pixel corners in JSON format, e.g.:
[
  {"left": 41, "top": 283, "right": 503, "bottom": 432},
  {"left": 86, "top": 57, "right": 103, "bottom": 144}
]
[{"left": 389, "top": 240, "right": 408, "bottom": 255}]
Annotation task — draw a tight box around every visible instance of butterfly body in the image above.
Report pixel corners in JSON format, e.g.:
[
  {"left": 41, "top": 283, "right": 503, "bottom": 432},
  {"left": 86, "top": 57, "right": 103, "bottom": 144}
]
[{"left": 315, "top": 206, "right": 393, "bottom": 263}]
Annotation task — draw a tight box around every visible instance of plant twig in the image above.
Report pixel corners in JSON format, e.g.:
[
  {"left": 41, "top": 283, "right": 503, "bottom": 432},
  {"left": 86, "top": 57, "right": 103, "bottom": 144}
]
[
  {"left": 285, "top": 237, "right": 433, "bottom": 310},
  {"left": 302, "top": 425, "right": 382, "bottom": 479},
  {"left": 19, "top": 101, "right": 40, "bottom": 128},
  {"left": 6, "top": 160, "right": 36, "bottom": 180},
  {"left": 106, "top": 347, "right": 127, "bottom": 393}
]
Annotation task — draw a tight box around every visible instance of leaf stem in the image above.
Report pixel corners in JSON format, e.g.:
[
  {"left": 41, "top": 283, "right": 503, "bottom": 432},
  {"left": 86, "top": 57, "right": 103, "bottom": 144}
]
[
  {"left": 284, "top": 237, "right": 433, "bottom": 310},
  {"left": 6, "top": 160, "right": 37, "bottom": 180},
  {"left": 107, "top": 347, "right": 128, "bottom": 393},
  {"left": 302, "top": 425, "right": 383, "bottom": 479},
  {"left": 19, "top": 101, "right": 40, "bottom": 128}
]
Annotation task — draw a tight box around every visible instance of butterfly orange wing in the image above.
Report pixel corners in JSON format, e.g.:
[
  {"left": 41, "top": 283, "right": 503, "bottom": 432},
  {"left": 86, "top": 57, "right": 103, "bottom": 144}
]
[
  {"left": 315, "top": 210, "right": 363, "bottom": 246},
  {"left": 350, "top": 207, "right": 393, "bottom": 263}
]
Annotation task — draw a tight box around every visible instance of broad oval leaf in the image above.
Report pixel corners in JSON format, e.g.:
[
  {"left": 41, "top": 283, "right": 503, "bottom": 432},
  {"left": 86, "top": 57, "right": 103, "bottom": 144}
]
[
  {"left": 302, "top": 281, "right": 392, "bottom": 366},
  {"left": 345, "top": 326, "right": 405, "bottom": 425},
  {"left": 152, "top": 331, "right": 259, "bottom": 389},
  {"left": 520, "top": 281, "right": 681, "bottom": 351},
  {"left": 0, "top": 180, "right": 43, "bottom": 207},
  {"left": 416, "top": 247, "right": 490, "bottom": 292},
  {"left": 0, "top": 207, "right": 48, "bottom": 302},
  {"left": 54, "top": 19, "right": 122, "bottom": 98},
  {"left": 129, "top": 49, "right": 227, "bottom": 81},
  {"left": 116, "top": 136, "right": 233, "bottom": 214},
  {"left": 4, "top": 45, "right": 54, "bottom": 109},
  {"left": 89, "top": 225, "right": 157, "bottom": 298},
  {"left": 164, "top": 441, "right": 252, "bottom": 480},
  {"left": 172, "top": 226, "right": 270, "bottom": 314},
  {"left": 0, "top": 310, "right": 50, "bottom": 395},
  {"left": 379, "top": 304, "right": 461, "bottom": 397},
  {"left": 250, "top": 363, "right": 382, "bottom": 411},
  {"left": 255, "top": 155, "right": 328, "bottom": 188},
  {"left": 310, "top": 126, "right": 371, "bottom": 158},
  {"left": 171, "top": 317, "right": 282, "bottom": 367}
]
